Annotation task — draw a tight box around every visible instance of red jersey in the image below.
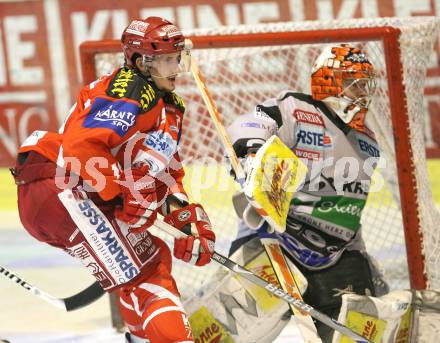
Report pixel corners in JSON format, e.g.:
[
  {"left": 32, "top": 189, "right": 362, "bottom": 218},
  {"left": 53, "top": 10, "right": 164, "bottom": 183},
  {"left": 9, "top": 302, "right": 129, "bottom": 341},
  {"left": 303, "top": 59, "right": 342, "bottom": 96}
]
[{"left": 19, "top": 67, "right": 188, "bottom": 202}]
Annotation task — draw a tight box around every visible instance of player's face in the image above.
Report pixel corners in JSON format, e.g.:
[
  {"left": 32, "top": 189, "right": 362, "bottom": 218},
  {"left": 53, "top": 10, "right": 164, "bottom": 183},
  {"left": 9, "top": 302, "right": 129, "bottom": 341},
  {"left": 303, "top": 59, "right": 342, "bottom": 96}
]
[
  {"left": 149, "top": 52, "right": 180, "bottom": 91},
  {"left": 149, "top": 50, "right": 191, "bottom": 91},
  {"left": 341, "top": 76, "right": 376, "bottom": 107}
]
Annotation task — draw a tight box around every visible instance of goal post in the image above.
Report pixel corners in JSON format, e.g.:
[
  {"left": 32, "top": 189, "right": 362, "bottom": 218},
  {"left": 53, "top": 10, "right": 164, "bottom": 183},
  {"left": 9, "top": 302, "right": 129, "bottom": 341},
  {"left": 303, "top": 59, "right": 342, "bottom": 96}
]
[{"left": 79, "top": 17, "right": 440, "bottom": 293}]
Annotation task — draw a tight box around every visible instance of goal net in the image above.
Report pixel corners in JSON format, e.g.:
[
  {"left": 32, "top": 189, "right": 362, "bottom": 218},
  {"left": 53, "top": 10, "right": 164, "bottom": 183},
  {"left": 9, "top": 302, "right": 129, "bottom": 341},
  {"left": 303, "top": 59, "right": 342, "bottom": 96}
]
[{"left": 80, "top": 17, "right": 440, "bottom": 299}]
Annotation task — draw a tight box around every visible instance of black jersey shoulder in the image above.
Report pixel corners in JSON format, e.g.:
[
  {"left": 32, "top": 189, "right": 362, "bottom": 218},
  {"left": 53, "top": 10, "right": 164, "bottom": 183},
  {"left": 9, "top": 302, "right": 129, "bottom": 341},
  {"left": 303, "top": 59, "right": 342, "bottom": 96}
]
[
  {"left": 280, "top": 92, "right": 350, "bottom": 134},
  {"left": 106, "top": 67, "right": 161, "bottom": 112},
  {"left": 256, "top": 92, "right": 316, "bottom": 128},
  {"left": 255, "top": 104, "right": 282, "bottom": 128},
  {"left": 164, "top": 92, "right": 186, "bottom": 113}
]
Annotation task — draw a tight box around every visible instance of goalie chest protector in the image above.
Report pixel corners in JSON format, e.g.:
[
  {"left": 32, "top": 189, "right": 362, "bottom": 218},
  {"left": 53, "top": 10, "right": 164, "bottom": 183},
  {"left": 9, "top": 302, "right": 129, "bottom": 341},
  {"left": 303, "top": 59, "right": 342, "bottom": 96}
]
[{"left": 256, "top": 91, "right": 381, "bottom": 269}]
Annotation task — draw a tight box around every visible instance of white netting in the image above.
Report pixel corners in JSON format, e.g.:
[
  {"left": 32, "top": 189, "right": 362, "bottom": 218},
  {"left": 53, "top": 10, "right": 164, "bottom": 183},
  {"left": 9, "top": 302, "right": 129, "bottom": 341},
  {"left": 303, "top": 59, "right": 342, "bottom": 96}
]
[
  {"left": 88, "top": 17, "right": 440, "bottom": 297},
  {"left": 399, "top": 23, "right": 440, "bottom": 290}
]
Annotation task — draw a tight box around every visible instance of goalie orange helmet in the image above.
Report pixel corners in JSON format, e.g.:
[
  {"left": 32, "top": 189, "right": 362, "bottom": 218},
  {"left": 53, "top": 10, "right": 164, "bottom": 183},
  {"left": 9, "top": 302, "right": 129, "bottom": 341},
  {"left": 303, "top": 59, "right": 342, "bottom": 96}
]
[
  {"left": 121, "top": 17, "right": 187, "bottom": 67},
  {"left": 311, "top": 44, "right": 376, "bottom": 128}
]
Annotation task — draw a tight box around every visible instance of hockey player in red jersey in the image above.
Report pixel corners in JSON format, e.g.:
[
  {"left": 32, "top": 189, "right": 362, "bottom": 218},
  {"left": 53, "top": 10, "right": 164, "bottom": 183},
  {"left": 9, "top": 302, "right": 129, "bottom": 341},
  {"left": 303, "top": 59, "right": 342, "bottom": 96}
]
[{"left": 11, "top": 17, "right": 215, "bottom": 343}]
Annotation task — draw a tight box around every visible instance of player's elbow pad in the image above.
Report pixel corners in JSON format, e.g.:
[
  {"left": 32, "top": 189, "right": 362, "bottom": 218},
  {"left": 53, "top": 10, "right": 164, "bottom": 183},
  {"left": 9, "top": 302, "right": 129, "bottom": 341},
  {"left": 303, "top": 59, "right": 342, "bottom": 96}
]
[{"left": 227, "top": 113, "right": 277, "bottom": 157}]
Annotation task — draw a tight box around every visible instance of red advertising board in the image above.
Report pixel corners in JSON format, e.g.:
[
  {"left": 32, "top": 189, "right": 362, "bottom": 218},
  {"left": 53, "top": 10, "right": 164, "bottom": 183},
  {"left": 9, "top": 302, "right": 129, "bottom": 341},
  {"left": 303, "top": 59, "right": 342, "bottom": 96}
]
[
  {"left": 0, "top": 0, "right": 439, "bottom": 165},
  {"left": 0, "top": 1, "right": 58, "bottom": 165}
]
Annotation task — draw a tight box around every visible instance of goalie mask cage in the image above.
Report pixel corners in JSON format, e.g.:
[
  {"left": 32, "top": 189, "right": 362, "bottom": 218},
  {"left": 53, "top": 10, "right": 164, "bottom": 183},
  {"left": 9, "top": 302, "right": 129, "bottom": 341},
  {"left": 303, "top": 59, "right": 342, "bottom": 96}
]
[{"left": 80, "top": 17, "right": 440, "bottom": 296}]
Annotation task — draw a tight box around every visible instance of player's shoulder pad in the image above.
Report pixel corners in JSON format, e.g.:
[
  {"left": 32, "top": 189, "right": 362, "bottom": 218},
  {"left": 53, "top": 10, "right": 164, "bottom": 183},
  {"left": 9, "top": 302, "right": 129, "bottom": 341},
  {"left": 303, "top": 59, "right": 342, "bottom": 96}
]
[
  {"left": 165, "top": 92, "right": 185, "bottom": 113},
  {"left": 278, "top": 91, "right": 314, "bottom": 104},
  {"left": 255, "top": 91, "right": 313, "bottom": 128},
  {"left": 284, "top": 91, "right": 358, "bottom": 135},
  {"left": 278, "top": 90, "right": 352, "bottom": 130},
  {"left": 278, "top": 90, "right": 330, "bottom": 116},
  {"left": 106, "top": 67, "right": 160, "bottom": 112},
  {"left": 255, "top": 103, "right": 282, "bottom": 128},
  {"left": 279, "top": 91, "right": 336, "bottom": 119}
]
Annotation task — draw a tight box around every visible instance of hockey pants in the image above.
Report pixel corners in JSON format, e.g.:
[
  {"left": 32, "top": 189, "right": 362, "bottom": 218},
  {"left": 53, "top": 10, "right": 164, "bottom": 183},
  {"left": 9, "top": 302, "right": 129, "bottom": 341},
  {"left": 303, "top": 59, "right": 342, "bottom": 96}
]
[{"left": 15, "top": 151, "right": 194, "bottom": 342}]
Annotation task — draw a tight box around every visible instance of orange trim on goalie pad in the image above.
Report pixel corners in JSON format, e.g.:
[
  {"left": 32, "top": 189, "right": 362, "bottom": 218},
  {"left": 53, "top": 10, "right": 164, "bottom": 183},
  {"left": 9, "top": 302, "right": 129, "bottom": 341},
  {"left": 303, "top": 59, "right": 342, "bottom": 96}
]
[
  {"left": 118, "top": 255, "right": 194, "bottom": 342},
  {"left": 265, "top": 242, "right": 307, "bottom": 316},
  {"left": 255, "top": 207, "right": 268, "bottom": 216}
]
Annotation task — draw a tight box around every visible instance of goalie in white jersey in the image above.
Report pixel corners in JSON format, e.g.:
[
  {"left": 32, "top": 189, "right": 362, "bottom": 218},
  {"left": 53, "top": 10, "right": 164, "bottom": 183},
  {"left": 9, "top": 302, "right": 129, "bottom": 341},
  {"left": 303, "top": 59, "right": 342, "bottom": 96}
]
[{"left": 226, "top": 44, "right": 388, "bottom": 342}]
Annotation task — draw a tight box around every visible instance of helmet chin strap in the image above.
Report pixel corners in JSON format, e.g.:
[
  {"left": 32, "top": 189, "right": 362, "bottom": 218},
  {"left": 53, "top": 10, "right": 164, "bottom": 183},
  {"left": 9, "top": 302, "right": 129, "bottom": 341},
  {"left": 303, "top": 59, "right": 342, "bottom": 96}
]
[
  {"left": 322, "top": 97, "right": 360, "bottom": 123},
  {"left": 149, "top": 72, "right": 177, "bottom": 79},
  {"left": 322, "top": 97, "right": 368, "bottom": 131},
  {"left": 142, "top": 56, "right": 177, "bottom": 79}
]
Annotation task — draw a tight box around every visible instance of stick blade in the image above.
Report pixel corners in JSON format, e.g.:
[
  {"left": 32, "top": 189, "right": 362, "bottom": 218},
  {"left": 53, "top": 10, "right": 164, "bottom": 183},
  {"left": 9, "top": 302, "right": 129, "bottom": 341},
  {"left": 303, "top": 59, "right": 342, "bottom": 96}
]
[{"left": 63, "top": 281, "right": 104, "bottom": 311}]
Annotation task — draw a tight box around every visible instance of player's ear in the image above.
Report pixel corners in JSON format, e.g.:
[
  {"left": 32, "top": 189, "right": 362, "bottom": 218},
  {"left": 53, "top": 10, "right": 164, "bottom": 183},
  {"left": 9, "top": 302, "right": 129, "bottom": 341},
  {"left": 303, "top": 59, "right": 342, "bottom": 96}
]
[{"left": 135, "top": 55, "right": 146, "bottom": 72}]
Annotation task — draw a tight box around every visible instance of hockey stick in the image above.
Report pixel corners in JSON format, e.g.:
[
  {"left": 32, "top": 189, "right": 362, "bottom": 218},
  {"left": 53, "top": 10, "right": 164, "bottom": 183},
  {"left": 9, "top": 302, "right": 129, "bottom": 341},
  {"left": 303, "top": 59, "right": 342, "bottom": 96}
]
[
  {"left": 0, "top": 264, "right": 104, "bottom": 311},
  {"left": 190, "top": 57, "right": 323, "bottom": 342},
  {"left": 154, "top": 219, "right": 372, "bottom": 343},
  {"left": 261, "top": 237, "right": 323, "bottom": 343},
  {"left": 190, "top": 57, "right": 246, "bottom": 184}
]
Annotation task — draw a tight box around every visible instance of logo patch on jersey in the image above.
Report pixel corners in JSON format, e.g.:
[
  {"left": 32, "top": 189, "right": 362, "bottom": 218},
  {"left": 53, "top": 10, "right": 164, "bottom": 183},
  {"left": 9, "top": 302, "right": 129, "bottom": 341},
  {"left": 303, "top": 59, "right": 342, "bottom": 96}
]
[
  {"left": 109, "top": 68, "right": 135, "bottom": 98},
  {"left": 171, "top": 93, "right": 185, "bottom": 111},
  {"left": 293, "top": 109, "right": 325, "bottom": 127},
  {"left": 241, "top": 122, "right": 262, "bottom": 128},
  {"left": 165, "top": 104, "right": 176, "bottom": 113},
  {"left": 78, "top": 200, "right": 140, "bottom": 283},
  {"left": 140, "top": 83, "right": 156, "bottom": 111},
  {"left": 144, "top": 130, "right": 177, "bottom": 160},
  {"left": 323, "top": 134, "right": 332, "bottom": 147},
  {"left": 297, "top": 129, "right": 325, "bottom": 147},
  {"left": 68, "top": 243, "right": 113, "bottom": 289},
  {"left": 358, "top": 137, "right": 380, "bottom": 157},
  {"left": 20, "top": 130, "right": 47, "bottom": 148},
  {"left": 84, "top": 98, "right": 139, "bottom": 137},
  {"left": 254, "top": 106, "right": 274, "bottom": 122},
  {"left": 295, "top": 148, "right": 321, "bottom": 160},
  {"left": 311, "top": 196, "right": 366, "bottom": 232},
  {"left": 177, "top": 210, "right": 191, "bottom": 222}
]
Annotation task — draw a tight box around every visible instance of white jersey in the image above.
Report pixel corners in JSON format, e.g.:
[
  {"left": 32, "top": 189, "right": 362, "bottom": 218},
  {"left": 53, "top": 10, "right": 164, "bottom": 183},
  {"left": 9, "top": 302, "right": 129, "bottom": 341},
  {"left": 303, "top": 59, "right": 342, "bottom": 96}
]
[{"left": 228, "top": 91, "right": 382, "bottom": 270}]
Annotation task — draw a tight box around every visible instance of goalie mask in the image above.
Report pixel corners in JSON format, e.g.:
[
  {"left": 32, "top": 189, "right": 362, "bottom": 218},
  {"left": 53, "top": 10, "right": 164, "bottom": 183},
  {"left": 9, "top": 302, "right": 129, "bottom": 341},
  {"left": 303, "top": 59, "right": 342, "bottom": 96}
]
[
  {"left": 121, "top": 17, "right": 192, "bottom": 78},
  {"left": 311, "top": 44, "right": 376, "bottom": 130}
]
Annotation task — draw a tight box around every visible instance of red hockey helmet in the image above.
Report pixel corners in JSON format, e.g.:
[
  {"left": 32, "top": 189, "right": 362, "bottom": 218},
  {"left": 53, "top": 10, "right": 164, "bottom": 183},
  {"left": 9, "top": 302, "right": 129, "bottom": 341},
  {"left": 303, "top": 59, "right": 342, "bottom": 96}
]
[{"left": 121, "top": 17, "right": 187, "bottom": 67}]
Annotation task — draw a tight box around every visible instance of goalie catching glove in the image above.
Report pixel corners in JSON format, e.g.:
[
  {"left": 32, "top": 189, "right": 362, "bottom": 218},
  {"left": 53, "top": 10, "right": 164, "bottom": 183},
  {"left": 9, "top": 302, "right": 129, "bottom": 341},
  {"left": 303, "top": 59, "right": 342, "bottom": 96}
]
[
  {"left": 164, "top": 204, "right": 216, "bottom": 266},
  {"left": 115, "top": 164, "right": 161, "bottom": 233}
]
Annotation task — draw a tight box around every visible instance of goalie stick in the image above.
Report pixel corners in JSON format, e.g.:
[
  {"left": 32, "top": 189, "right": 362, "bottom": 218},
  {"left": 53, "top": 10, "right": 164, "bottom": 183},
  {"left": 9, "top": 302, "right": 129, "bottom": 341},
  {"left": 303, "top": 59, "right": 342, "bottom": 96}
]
[
  {"left": 261, "top": 236, "right": 323, "bottom": 343},
  {"left": 190, "top": 57, "right": 322, "bottom": 342},
  {"left": 0, "top": 264, "right": 104, "bottom": 311},
  {"left": 154, "top": 218, "right": 373, "bottom": 343}
]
